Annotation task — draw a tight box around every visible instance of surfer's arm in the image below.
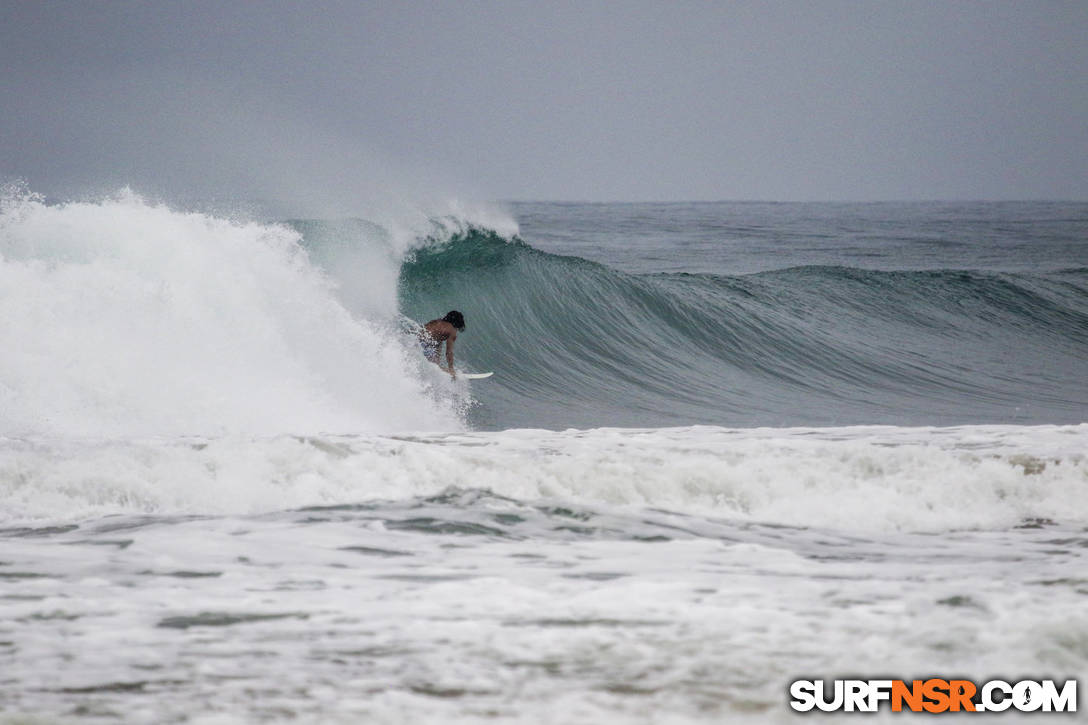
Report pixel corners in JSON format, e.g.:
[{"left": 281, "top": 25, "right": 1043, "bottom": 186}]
[{"left": 445, "top": 334, "right": 456, "bottom": 378}]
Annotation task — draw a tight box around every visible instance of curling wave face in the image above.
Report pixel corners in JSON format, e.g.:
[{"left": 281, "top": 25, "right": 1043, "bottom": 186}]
[{"left": 398, "top": 228, "right": 1088, "bottom": 429}]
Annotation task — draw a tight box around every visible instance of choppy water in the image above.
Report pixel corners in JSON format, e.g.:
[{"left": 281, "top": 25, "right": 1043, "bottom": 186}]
[{"left": 1, "top": 190, "right": 1086, "bottom": 723}]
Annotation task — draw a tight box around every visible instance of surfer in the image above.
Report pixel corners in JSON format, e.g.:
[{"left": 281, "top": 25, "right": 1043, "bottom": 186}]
[{"left": 419, "top": 310, "right": 465, "bottom": 379}]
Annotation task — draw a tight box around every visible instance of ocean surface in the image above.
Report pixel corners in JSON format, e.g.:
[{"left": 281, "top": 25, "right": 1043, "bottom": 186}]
[{"left": 1, "top": 190, "right": 1086, "bottom": 723}]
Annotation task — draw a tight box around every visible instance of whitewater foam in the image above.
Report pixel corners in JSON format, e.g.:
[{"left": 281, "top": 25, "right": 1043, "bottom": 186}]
[
  {"left": 3, "top": 424, "right": 1085, "bottom": 533},
  {"left": 0, "top": 188, "right": 492, "bottom": 437}
]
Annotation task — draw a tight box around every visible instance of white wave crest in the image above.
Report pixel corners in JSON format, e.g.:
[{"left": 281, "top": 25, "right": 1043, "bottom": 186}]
[{"left": 0, "top": 188, "right": 467, "bottom": 437}]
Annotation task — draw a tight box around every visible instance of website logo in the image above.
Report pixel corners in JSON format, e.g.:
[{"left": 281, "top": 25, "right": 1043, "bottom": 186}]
[{"left": 789, "top": 679, "right": 1077, "bottom": 713}]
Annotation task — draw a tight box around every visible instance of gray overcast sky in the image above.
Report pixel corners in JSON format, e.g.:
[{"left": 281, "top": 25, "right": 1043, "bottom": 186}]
[{"left": 2, "top": 1, "right": 1086, "bottom": 206}]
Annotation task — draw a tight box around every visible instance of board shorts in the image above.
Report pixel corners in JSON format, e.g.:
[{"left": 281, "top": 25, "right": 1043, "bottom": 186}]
[{"left": 420, "top": 337, "right": 439, "bottom": 363}]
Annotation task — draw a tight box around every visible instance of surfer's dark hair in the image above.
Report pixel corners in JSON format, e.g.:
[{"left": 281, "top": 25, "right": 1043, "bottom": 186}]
[{"left": 444, "top": 310, "right": 465, "bottom": 331}]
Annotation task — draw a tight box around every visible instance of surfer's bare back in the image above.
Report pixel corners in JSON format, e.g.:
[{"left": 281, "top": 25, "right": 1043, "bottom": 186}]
[{"left": 419, "top": 310, "right": 465, "bottom": 379}]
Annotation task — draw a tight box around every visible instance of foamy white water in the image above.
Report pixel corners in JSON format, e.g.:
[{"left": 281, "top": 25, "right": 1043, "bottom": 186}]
[
  {"left": 0, "top": 189, "right": 474, "bottom": 437},
  {"left": 2, "top": 425, "right": 1087, "bottom": 723},
  {"left": 2, "top": 425, "right": 1086, "bottom": 531}
]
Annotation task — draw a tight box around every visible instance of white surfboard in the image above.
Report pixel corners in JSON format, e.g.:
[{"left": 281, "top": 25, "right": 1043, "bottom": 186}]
[{"left": 461, "top": 372, "right": 494, "bottom": 380}]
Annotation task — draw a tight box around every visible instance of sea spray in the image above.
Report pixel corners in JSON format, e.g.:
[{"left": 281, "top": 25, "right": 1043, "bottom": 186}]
[{"left": 0, "top": 188, "right": 464, "bottom": 436}]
